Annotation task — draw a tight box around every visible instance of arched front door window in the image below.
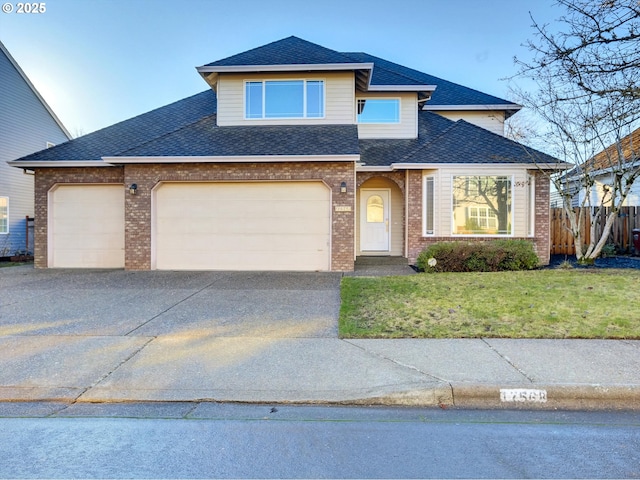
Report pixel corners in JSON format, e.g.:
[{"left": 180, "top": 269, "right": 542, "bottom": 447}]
[{"left": 366, "top": 195, "right": 384, "bottom": 223}]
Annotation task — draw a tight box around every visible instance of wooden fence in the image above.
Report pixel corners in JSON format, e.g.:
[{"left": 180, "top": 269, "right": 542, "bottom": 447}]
[{"left": 550, "top": 206, "right": 640, "bottom": 255}]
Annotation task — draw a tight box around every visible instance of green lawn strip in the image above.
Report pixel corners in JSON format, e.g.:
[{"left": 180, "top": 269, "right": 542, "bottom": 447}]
[{"left": 339, "top": 270, "right": 640, "bottom": 339}]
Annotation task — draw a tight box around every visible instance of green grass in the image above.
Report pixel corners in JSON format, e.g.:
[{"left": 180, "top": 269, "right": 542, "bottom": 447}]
[
  {"left": 340, "top": 269, "right": 640, "bottom": 339},
  {"left": 0, "top": 261, "right": 32, "bottom": 268}
]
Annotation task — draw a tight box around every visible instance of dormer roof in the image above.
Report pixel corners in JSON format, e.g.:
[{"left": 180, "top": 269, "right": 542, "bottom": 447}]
[{"left": 197, "top": 36, "right": 436, "bottom": 99}]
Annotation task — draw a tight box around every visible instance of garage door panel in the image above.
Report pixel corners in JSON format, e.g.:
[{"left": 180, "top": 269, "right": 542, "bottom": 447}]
[
  {"left": 50, "top": 185, "right": 125, "bottom": 268},
  {"left": 154, "top": 182, "right": 331, "bottom": 271}
]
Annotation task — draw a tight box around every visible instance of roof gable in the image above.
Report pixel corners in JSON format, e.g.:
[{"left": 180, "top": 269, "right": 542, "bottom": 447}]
[{"left": 0, "top": 41, "right": 71, "bottom": 140}]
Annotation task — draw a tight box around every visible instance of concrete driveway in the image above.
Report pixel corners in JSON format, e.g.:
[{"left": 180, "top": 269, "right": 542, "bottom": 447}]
[
  {"left": 0, "top": 266, "right": 341, "bottom": 337},
  {"left": 0, "top": 266, "right": 450, "bottom": 405}
]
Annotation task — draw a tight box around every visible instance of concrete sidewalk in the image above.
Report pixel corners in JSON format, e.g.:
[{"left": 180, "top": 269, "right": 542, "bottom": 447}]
[{"left": 1, "top": 265, "right": 639, "bottom": 410}]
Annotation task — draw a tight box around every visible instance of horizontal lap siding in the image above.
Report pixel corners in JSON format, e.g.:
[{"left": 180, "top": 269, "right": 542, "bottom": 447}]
[
  {"left": 435, "top": 168, "right": 529, "bottom": 238},
  {"left": 217, "top": 72, "right": 355, "bottom": 126},
  {"left": 434, "top": 111, "right": 505, "bottom": 136},
  {"left": 407, "top": 169, "right": 550, "bottom": 266},
  {"left": 1, "top": 48, "right": 69, "bottom": 255}
]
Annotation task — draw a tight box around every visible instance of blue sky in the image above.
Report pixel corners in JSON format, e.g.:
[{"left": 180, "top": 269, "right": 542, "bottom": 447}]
[{"left": 1, "top": 0, "right": 562, "bottom": 136}]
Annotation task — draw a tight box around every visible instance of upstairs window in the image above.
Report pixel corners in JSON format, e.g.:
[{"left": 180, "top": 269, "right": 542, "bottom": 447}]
[
  {"left": 245, "top": 80, "right": 324, "bottom": 119},
  {"left": 357, "top": 99, "right": 400, "bottom": 123}
]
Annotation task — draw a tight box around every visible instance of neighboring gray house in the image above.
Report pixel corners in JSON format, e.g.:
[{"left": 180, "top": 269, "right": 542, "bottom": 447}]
[{"left": 0, "top": 41, "right": 71, "bottom": 258}]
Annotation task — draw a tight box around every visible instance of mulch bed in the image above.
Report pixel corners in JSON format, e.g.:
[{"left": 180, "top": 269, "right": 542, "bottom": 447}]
[{"left": 547, "top": 254, "right": 640, "bottom": 269}]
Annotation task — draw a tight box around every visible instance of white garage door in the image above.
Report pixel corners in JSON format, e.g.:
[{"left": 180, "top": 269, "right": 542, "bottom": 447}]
[
  {"left": 49, "top": 184, "right": 125, "bottom": 268},
  {"left": 154, "top": 182, "right": 331, "bottom": 271}
]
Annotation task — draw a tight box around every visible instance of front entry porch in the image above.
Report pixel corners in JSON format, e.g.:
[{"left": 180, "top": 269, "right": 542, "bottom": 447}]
[{"left": 347, "top": 256, "right": 416, "bottom": 277}]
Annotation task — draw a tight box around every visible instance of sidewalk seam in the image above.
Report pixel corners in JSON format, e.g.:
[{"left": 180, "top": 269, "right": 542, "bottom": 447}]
[
  {"left": 341, "top": 339, "right": 446, "bottom": 383},
  {"left": 481, "top": 338, "right": 535, "bottom": 383}
]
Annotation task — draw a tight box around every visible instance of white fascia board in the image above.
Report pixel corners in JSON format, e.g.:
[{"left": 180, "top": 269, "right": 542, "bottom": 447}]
[
  {"left": 196, "top": 63, "right": 374, "bottom": 74},
  {"left": 356, "top": 165, "right": 394, "bottom": 172},
  {"left": 368, "top": 85, "right": 437, "bottom": 92},
  {"left": 7, "top": 160, "right": 115, "bottom": 168},
  {"left": 389, "top": 162, "right": 568, "bottom": 170},
  {"left": 103, "top": 155, "right": 360, "bottom": 164},
  {"left": 423, "top": 104, "right": 522, "bottom": 111}
]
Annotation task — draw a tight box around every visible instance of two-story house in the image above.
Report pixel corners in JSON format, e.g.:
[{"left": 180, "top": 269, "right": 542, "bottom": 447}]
[
  {"left": 1, "top": 41, "right": 71, "bottom": 258},
  {"left": 9, "top": 36, "right": 560, "bottom": 271}
]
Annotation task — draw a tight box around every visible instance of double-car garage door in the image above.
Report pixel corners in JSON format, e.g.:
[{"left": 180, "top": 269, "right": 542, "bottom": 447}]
[
  {"left": 49, "top": 182, "right": 331, "bottom": 271},
  {"left": 154, "top": 182, "right": 331, "bottom": 271}
]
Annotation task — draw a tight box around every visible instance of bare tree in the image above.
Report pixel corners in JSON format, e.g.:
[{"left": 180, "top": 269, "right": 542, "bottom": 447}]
[{"left": 512, "top": 0, "right": 640, "bottom": 263}]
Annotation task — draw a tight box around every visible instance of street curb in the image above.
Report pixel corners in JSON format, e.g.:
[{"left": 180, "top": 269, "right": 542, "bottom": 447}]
[{"left": 450, "top": 383, "right": 640, "bottom": 410}]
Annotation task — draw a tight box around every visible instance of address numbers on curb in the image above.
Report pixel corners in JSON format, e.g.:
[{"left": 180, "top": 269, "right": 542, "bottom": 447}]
[{"left": 500, "top": 388, "right": 548, "bottom": 403}]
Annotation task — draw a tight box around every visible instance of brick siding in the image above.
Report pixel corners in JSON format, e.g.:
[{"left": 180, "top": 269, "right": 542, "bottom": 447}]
[
  {"left": 33, "top": 167, "right": 125, "bottom": 268},
  {"left": 35, "top": 162, "right": 355, "bottom": 271}
]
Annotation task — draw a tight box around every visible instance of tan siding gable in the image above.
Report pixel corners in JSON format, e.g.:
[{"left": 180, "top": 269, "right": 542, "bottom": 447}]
[
  {"left": 435, "top": 111, "right": 506, "bottom": 136},
  {"left": 217, "top": 72, "right": 354, "bottom": 126}
]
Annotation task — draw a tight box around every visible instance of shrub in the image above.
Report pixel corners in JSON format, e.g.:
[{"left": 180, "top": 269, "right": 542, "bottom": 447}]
[{"left": 416, "top": 240, "right": 539, "bottom": 273}]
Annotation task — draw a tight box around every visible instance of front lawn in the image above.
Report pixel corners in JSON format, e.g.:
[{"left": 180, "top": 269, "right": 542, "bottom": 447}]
[{"left": 340, "top": 269, "right": 640, "bottom": 339}]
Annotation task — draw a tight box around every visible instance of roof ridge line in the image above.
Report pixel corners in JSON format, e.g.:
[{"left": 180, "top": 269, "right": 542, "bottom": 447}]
[{"left": 344, "top": 52, "right": 436, "bottom": 86}]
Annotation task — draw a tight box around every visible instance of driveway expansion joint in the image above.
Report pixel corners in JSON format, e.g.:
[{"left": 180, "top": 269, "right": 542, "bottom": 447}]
[{"left": 74, "top": 336, "right": 156, "bottom": 403}]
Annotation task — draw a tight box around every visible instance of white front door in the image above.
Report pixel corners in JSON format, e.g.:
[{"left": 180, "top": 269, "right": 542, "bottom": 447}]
[{"left": 360, "top": 189, "right": 390, "bottom": 252}]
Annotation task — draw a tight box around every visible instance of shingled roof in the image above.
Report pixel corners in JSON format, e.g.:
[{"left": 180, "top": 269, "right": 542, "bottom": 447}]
[
  {"left": 15, "top": 90, "right": 218, "bottom": 162},
  {"left": 204, "top": 36, "right": 357, "bottom": 67},
  {"left": 359, "top": 111, "right": 558, "bottom": 168},
  {"left": 11, "top": 36, "right": 529, "bottom": 167},
  {"left": 115, "top": 118, "right": 359, "bottom": 158}
]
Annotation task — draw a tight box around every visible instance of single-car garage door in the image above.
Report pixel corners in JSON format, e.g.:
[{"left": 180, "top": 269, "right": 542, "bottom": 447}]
[
  {"left": 49, "top": 184, "right": 125, "bottom": 268},
  {"left": 154, "top": 182, "right": 331, "bottom": 271}
]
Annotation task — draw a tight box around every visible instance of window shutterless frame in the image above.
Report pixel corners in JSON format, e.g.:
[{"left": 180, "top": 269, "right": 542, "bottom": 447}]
[
  {"left": 0, "top": 197, "right": 8, "bottom": 234},
  {"left": 244, "top": 79, "right": 325, "bottom": 120},
  {"left": 356, "top": 98, "right": 401, "bottom": 124},
  {"left": 450, "top": 174, "right": 514, "bottom": 236},
  {"left": 423, "top": 176, "right": 435, "bottom": 235}
]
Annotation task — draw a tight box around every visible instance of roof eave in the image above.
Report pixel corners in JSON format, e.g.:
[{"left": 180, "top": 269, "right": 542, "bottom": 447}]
[
  {"left": 103, "top": 154, "right": 361, "bottom": 164},
  {"left": 7, "top": 160, "right": 115, "bottom": 168},
  {"left": 367, "top": 85, "right": 437, "bottom": 92},
  {"left": 422, "top": 104, "right": 522, "bottom": 112},
  {"left": 196, "top": 62, "right": 375, "bottom": 74},
  {"left": 356, "top": 162, "right": 569, "bottom": 171}
]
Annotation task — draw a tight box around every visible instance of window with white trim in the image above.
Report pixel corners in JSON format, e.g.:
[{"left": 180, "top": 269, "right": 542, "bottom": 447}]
[
  {"left": 245, "top": 80, "right": 324, "bottom": 119},
  {"left": 356, "top": 98, "right": 400, "bottom": 123},
  {"left": 452, "top": 175, "right": 512, "bottom": 235},
  {"left": 0, "top": 197, "right": 8, "bottom": 234},
  {"left": 424, "top": 176, "right": 435, "bottom": 235}
]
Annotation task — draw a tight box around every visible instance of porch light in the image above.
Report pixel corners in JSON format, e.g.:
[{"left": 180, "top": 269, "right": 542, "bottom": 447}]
[
  {"left": 340, "top": 182, "right": 347, "bottom": 194},
  {"left": 129, "top": 183, "right": 138, "bottom": 195}
]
